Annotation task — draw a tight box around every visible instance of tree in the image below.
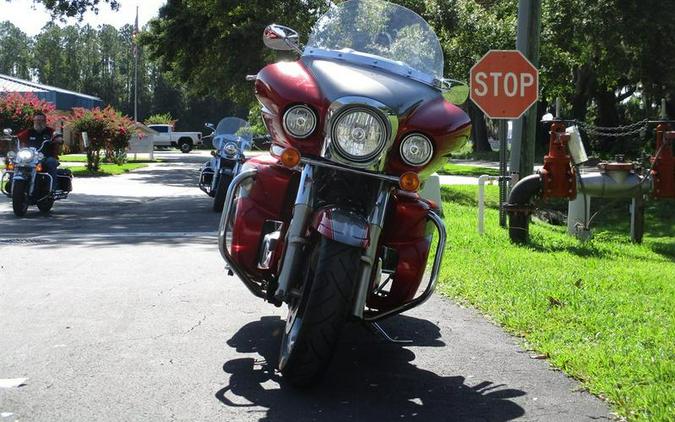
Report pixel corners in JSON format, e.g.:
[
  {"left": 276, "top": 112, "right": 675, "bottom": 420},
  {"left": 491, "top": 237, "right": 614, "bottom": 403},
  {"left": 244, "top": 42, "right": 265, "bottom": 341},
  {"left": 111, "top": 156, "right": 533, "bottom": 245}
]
[
  {"left": 540, "top": 0, "right": 675, "bottom": 156},
  {"left": 142, "top": 0, "right": 331, "bottom": 105},
  {"left": 0, "top": 22, "right": 32, "bottom": 79},
  {"left": 2, "top": 0, "right": 119, "bottom": 17},
  {"left": 442, "top": 0, "right": 517, "bottom": 152}
]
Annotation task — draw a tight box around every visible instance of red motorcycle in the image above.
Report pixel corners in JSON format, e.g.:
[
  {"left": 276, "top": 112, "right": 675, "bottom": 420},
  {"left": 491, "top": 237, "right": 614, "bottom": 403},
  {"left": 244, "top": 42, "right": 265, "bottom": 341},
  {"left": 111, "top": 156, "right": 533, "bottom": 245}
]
[{"left": 218, "top": 0, "right": 471, "bottom": 386}]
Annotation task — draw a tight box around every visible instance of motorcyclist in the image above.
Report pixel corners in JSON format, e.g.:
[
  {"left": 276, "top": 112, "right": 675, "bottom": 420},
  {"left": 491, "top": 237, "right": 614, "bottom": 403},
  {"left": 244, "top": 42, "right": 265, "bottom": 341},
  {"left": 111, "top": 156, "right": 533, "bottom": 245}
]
[{"left": 16, "top": 112, "right": 62, "bottom": 185}]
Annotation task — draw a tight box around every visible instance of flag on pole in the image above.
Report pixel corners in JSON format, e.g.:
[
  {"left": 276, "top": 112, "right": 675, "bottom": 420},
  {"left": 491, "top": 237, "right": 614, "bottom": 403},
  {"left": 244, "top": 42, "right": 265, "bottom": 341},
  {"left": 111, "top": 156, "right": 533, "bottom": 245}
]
[{"left": 132, "top": 5, "right": 139, "bottom": 58}]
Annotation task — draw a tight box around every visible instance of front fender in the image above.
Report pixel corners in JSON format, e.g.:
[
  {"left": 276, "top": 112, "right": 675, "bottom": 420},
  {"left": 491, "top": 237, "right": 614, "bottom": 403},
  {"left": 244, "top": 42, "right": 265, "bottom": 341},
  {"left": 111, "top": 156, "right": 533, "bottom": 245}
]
[{"left": 313, "top": 208, "right": 369, "bottom": 248}]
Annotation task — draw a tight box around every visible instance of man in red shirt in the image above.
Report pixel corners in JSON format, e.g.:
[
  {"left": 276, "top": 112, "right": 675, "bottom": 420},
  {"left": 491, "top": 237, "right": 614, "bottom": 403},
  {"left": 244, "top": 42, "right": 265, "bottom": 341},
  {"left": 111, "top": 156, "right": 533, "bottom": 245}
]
[{"left": 16, "top": 112, "right": 63, "bottom": 184}]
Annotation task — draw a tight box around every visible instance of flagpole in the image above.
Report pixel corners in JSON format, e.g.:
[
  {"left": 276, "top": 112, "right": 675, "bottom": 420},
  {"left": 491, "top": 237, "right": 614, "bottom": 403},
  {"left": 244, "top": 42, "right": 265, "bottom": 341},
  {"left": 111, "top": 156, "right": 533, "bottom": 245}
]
[{"left": 133, "top": 5, "right": 139, "bottom": 123}]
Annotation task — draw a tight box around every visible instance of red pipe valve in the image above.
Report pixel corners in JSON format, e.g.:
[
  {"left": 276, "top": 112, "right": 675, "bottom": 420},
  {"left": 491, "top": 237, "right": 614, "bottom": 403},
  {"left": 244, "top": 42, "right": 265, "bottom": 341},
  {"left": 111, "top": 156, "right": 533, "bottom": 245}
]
[
  {"left": 651, "top": 124, "right": 675, "bottom": 198},
  {"left": 539, "top": 122, "right": 577, "bottom": 200}
]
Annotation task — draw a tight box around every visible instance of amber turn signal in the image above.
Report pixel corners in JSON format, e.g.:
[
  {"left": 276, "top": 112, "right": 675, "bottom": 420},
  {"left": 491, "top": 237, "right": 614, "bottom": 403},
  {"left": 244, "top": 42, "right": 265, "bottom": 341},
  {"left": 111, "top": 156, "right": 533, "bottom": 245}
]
[
  {"left": 36, "top": 163, "right": 43, "bottom": 172},
  {"left": 280, "top": 147, "right": 301, "bottom": 168},
  {"left": 399, "top": 171, "right": 421, "bottom": 192},
  {"left": 5, "top": 162, "right": 14, "bottom": 171}
]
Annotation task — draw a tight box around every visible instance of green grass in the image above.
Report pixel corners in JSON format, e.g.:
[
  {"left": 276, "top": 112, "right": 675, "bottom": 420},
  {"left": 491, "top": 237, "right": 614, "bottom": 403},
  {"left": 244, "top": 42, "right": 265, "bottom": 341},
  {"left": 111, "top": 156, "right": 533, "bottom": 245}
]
[
  {"left": 438, "top": 185, "right": 674, "bottom": 421},
  {"left": 437, "top": 163, "right": 500, "bottom": 177},
  {"left": 70, "top": 163, "right": 147, "bottom": 177},
  {"left": 59, "top": 154, "right": 87, "bottom": 162}
]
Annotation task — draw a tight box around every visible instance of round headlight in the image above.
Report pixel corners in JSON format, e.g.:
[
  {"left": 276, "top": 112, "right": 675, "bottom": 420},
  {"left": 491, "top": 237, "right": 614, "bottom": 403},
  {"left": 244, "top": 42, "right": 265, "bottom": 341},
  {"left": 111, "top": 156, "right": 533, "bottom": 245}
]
[
  {"left": 400, "top": 134, "right": 433, "bottom": 166},
  {"left": 284, "top": 105, "right": 317, "bottom": 138},
  {"left": 17, "top": 149, "right": 35, "bottom": 163},
  {"left": 331, "top": 107, "right": 387, "bottom": 161},
  {"left": 223, "top": 142, "right": 238, "bottom": 156}
]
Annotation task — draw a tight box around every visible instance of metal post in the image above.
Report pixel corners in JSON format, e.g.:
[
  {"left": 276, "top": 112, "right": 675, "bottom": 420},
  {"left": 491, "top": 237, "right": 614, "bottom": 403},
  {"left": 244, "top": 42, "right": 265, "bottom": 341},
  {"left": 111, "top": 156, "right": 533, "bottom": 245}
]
[
  {"left": 661, "top": 98, "right": 667, "bottom": 119},
  {"left": 630, "top": 196, "right": 645, "bottom": 244},
  {"left": 509, "top": 0, "right": 542, "bottom": 182},
  {"left": 498, "top": 120, "right": 508, "bottom": 227},
  {"left": 134, "top": 49, "right": 138, "bottom": 123},
  {"left": 133, "top": 5, "right": 139, "bottom": 123}
]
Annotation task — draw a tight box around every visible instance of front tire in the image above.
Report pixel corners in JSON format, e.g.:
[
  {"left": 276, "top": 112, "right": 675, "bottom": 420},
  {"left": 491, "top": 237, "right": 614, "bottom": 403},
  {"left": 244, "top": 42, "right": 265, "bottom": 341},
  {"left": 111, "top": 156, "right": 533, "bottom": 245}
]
[
  {"left": 212, "top": 175, "right": 231, "bottom": 212},
  {"left": 12, "top": 180, "right": 29, "bottom": 217},
  {"left": 279, "top": 237, "right": 361, "bottom": 387}
]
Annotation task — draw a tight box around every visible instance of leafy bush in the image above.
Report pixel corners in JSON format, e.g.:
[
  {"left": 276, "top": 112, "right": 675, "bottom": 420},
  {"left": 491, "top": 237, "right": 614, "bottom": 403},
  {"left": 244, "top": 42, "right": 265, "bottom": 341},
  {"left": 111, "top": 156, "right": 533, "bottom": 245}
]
[
  {"left": 247, "top": 103, "right": 268, "bottom": 136},
  {"left": 67, "top": 106, "right": 135, "bottom": 171},
  {"left": 0, "top": 92, "right": 56, "bottom": 132},
  {"left": 144, "top": 112, "right": 175, "bottom": 126}
]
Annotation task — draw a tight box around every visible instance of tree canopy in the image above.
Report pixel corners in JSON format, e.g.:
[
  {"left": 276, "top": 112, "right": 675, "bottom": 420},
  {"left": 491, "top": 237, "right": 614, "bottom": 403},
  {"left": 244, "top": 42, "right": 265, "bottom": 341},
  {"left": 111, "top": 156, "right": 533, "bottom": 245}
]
[
  {"left": 3, "top": 0, "right": 675, "bottom": 157},
  {"left": 3, "top": 0, "right": 119, "bottom": 17}
]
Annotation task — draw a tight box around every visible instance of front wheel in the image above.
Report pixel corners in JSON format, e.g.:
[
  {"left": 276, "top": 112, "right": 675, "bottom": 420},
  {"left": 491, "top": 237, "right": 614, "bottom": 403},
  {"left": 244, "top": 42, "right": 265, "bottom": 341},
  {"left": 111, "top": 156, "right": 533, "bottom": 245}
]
[
  {"left": 279, "top": 237, "right": 361, "bottom": 387},
  {"left": 12, "top": 180, "right": 29, "bottom": 217},
  {"left": 212, "top": 174, "right": 231, "bottom": 212}
]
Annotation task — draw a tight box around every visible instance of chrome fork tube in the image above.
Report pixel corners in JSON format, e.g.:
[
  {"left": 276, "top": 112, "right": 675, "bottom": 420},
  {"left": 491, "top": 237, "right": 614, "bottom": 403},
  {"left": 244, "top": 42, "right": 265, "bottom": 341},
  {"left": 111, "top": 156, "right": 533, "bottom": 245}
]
[
  {"left": 28, "top": 168, "right": 37, "bottom": 196},
  {"left": 352, "top": 182, "right": 391, "bottom": 318},
  {"left": 274, "top": 164, "right": 315, "bottom": 301}
]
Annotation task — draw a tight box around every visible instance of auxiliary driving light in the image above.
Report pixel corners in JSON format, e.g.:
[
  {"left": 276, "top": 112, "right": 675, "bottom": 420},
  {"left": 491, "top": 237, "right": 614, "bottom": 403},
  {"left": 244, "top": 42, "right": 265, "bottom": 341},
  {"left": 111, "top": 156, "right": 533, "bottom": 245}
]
[
  {"left": 399, "top": 172, "right": 421, "bottom": 192},
  {"left": 280, "top": 147, "right": 301, "bottom": 168}
]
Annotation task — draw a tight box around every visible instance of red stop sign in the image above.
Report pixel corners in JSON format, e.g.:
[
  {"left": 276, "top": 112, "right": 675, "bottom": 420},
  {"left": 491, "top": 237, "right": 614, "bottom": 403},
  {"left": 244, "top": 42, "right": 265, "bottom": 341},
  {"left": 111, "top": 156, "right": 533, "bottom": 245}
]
[{"left": 470, "top": 50, "right": 539, "bottom": 119}]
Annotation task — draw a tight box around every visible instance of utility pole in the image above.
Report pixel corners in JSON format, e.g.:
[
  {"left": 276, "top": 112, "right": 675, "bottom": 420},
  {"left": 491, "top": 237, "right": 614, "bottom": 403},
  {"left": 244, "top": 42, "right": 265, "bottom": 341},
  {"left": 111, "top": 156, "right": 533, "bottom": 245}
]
[
  {"left": 133, "top": 5, "right": 139, "bottom": 123},
  {"left": 509, "top": 0, "right": 542, "bottom": 182}
]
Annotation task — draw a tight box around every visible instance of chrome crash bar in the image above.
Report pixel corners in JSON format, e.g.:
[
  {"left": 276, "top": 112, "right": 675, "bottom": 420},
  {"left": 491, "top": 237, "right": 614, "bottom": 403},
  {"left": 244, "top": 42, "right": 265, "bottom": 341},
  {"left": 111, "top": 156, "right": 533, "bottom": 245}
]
[
  {"left": 0, "top": 170, "right": 54, "bottom": 198},
  {"left": 364, "top": 210, "right": 447, "bottom": 322},
  {"left": 217, "top": 168, "right": 267, "bottom": 299}
]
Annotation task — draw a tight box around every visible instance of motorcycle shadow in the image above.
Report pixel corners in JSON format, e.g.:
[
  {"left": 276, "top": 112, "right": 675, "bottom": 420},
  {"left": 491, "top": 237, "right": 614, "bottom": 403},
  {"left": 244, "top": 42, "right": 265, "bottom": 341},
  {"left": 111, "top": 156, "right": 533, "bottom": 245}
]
[{"left": 216, "top": 315, "right": 526, "bottom": 421}]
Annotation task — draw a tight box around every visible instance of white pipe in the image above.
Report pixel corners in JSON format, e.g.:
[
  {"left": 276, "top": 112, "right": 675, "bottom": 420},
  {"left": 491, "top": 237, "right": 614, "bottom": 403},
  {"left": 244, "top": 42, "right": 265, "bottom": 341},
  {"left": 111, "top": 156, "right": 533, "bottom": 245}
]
[{"left": 478, "top": 175, "right": 501, "bottom": 234}]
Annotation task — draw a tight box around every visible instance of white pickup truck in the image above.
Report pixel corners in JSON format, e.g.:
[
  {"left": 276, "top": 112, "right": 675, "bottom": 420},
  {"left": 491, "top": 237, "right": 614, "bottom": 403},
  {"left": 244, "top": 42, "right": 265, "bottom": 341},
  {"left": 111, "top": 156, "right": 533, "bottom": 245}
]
[{"left": 146, "top": 124, "right": 203, "bottom": 153}]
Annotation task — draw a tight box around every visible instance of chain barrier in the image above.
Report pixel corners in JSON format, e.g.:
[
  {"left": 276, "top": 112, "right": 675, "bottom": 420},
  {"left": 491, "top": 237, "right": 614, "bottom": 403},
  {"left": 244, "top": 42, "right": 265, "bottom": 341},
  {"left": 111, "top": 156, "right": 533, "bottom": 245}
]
[{"left": 574, "top": 118, "right": 649, "bottom": 138}]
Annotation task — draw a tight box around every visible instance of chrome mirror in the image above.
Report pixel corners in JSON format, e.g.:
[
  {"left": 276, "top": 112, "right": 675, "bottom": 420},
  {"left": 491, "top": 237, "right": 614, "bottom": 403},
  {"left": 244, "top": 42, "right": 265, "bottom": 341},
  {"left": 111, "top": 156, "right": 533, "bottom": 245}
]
[
  {"left": 3, "top": 128, "right": 12, "bottom": 136},
  {"left": 263, "top": 24, "right": 301, "bottom": 53}
]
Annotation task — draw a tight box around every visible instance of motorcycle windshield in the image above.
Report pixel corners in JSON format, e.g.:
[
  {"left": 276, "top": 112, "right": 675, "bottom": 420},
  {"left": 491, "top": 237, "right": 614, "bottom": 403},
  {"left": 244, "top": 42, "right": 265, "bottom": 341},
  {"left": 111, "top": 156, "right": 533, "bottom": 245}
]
[
  {"left": 214, "top": 117, "right": 253, "bottom": 150},
  {"left": 304, "top": 0, "right": 444, "bottom": 85}
]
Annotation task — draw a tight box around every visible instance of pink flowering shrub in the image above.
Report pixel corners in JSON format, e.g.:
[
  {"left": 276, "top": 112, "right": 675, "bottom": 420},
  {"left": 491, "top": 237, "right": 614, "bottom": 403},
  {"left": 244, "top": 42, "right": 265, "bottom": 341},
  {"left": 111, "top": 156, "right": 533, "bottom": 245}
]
[
  {"left": 0, "top": 92, "right": 56, "bottom": 132},
  {"left": 67, "top": 106, "right": 136, "bottom": 170}
]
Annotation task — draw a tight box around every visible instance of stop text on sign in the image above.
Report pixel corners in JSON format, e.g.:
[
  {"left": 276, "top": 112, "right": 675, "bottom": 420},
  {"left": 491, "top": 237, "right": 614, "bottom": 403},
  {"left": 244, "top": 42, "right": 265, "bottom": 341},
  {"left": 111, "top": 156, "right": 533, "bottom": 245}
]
[
  {"left": 473, "top": 72, "right": 536, "bottom": 98},
  {"left": 469, "top": 50, "right": 539, "bottom": 120}
]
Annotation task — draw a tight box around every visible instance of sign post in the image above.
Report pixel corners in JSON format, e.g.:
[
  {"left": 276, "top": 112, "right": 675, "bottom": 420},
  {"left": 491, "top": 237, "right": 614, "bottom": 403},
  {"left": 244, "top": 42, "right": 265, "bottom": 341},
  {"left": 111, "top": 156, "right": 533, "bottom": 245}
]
[{"left": 470, "top": 50, "right": 539, "bottom": 229}]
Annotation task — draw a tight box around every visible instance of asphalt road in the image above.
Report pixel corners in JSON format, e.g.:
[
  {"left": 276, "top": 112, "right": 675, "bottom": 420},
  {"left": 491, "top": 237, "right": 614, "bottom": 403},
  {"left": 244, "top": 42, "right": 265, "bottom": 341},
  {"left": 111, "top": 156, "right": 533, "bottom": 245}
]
[{"left": 0, "top": 152, "right": 612, "bottom": 421}]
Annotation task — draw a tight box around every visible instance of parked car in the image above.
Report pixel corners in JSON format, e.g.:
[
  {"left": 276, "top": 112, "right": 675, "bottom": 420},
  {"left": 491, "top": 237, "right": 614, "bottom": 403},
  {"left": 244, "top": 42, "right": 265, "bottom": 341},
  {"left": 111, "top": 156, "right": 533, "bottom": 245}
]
[{"left": 146, "top": 124, "right": 203, "bottom": 153}]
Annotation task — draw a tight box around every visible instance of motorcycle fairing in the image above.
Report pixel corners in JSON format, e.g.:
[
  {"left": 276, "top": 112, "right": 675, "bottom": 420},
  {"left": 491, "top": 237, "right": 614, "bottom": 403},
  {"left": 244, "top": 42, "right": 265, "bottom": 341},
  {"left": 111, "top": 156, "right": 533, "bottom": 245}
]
[
  {"left": 368, "top": 190, "right": 433, "bottom": 311},
  {"left": 255, "top": 60, "right": 326, "bottom": 156},
  {"left": 255, "top": 58, "right": 472, "bottom": 177},
  {"left": 229, "top": 155, "right": 299, "bottom": 277}
]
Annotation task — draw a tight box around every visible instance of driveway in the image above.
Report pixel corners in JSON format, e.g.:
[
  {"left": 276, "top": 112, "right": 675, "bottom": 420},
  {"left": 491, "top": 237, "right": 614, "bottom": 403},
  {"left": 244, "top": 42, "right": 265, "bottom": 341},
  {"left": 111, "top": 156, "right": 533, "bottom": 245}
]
[{"left": 0, "top": 151, "right": 612, "bottom": 421}]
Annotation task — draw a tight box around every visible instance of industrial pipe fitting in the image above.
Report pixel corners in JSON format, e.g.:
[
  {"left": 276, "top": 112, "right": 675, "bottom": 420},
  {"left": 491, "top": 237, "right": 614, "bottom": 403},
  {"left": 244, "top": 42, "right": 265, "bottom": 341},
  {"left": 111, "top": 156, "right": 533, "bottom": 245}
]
[
  {"left": 540, "top": 121, "right": 577, "bottom": 200},
  {"left": 651, "top": 124, "right": 675, "bottom": 198}
]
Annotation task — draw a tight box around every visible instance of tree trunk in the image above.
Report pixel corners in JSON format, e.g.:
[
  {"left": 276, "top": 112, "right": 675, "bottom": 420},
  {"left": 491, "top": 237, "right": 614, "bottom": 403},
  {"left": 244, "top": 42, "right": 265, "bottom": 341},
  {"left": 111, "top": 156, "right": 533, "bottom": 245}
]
[
  {"left": 571, "top": 64, "right": 594, "bottom": 122},
  {"left": 594, "top": 87, "right": 622, "bottom": 156},
  {"left": 571, "top": 63, "right": 595, "bottom": 153},
  {"left": 468, "top": 100, "right": 491, "bottom": 153}
]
